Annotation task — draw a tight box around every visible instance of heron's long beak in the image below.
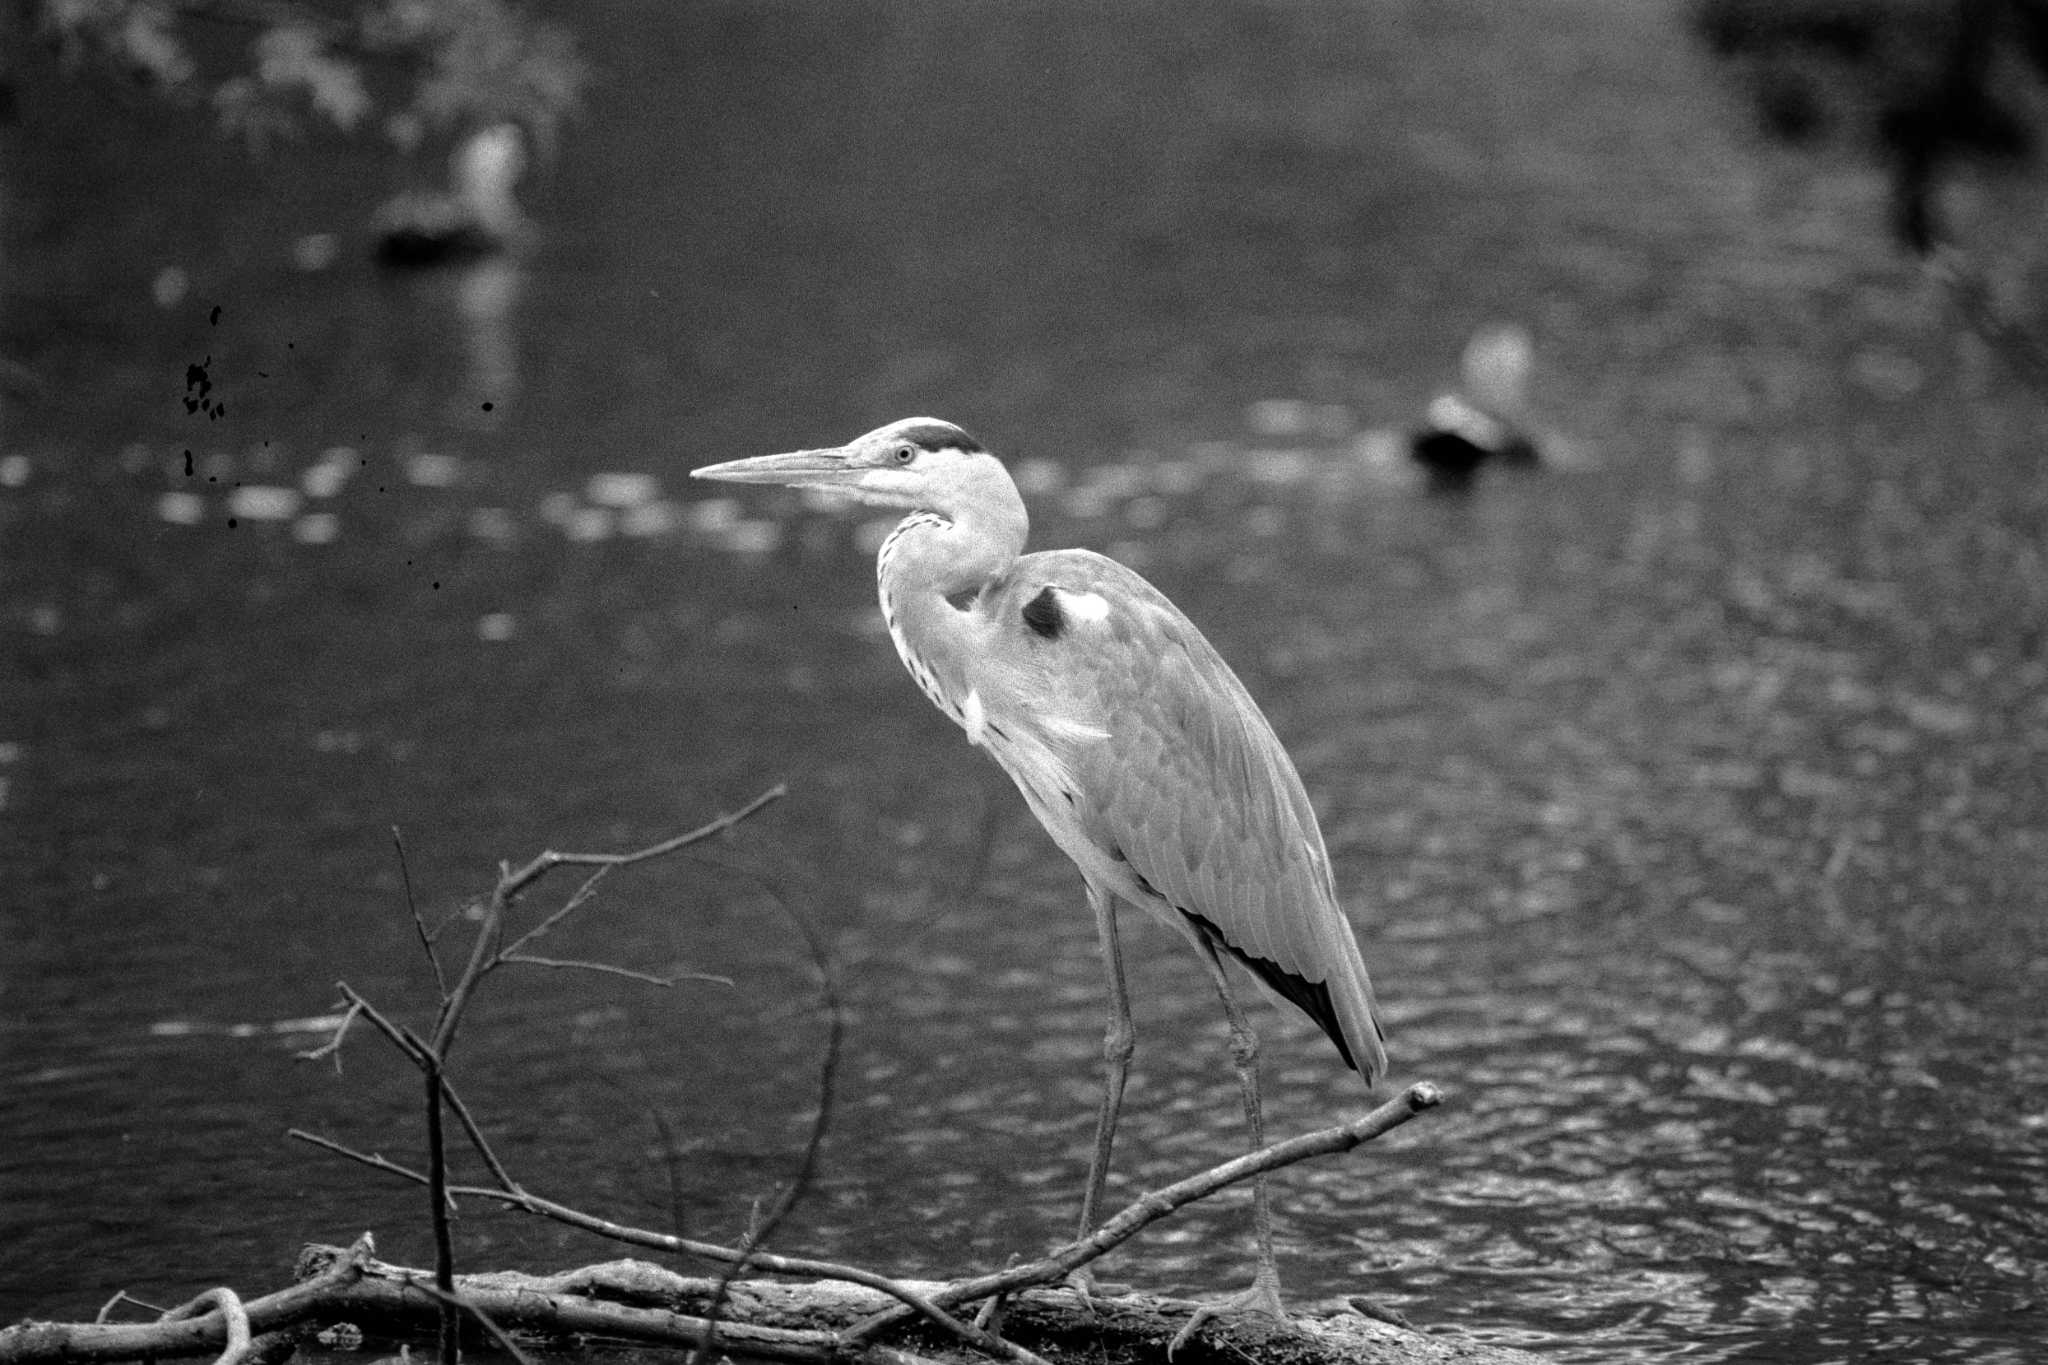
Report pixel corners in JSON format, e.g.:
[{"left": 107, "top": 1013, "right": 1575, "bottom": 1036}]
[{"left": 691, "top": 447, "right": 862, "bottom": 490}]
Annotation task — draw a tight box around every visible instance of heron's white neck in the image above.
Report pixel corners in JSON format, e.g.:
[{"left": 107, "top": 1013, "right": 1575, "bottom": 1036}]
[{"left": 876, "top": 497, "right": 1027, "bottom": 715}]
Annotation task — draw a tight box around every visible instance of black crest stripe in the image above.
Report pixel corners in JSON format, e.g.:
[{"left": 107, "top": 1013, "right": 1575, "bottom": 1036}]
[{"left": 896, "top": 421, "right": 984, "bottom": 452}]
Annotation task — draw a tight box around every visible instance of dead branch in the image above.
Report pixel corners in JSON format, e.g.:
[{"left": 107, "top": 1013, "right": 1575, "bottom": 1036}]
[
  {"left": 157, "top": 1290, "right": 247, "bottom": 1365},
  {"left": 291, "top": 1248, "right": 942, "bottom": 1365},
  {"left": 288, "top": 787, "right": 787, "bottom": 1365},
  {"left": 275, "top": 1244, "right": 1534, "bottom": 1365},
  {"left": 420, "top": 783, "right": 786, "bottom": 1063},
  {"left": 392, "top": 826, "right": 446, "bottom": 999},
  {"left": 2, "top": 1214, "right": 1544, "bottom": 1365},
  {"left": 285, "top": 1131, "right": 1023, "bottom": 1355},
  {"left": 288, "top": 1082, "right": 1441, "bottom": 1362},
  {"left": 0, "top": 1235, "right": 375, "bottom": 1365}
]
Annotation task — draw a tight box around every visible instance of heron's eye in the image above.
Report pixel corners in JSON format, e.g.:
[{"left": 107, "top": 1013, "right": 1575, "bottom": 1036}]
[{"left": 893, "top": 445, "right": 917, "bottom": 465}]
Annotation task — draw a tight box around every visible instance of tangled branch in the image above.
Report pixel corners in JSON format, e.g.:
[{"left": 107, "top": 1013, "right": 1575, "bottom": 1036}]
[{"left": 288, "top": 785, "right": 787, "bottom": 1365}]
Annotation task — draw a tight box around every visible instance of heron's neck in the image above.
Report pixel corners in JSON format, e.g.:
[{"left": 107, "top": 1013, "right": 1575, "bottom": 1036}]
[{"left": 876, "top": 501, "right": 1027, "bottom": 705}]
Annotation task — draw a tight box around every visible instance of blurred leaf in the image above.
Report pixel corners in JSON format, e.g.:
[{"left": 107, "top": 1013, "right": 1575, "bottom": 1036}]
[
  {"left": 370, "top": 0, "right": 588, "bottom": 152},
  {"left": 118, "top": 1, "right": 193, "bottom": 87},
  {"left": 40, "top": 0, "right": 194, "bottom": 90},
  {"left": 34, "top": 0, "right": 584, "bottom": 153},
  {"left": 254, "top": 25, "right": 373, "bottom": 133}
]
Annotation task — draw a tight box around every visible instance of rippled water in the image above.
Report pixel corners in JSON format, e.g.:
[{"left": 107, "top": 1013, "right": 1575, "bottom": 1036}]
[{"left": 5, "top": 4, "right": 2047, "bottom": 1362}]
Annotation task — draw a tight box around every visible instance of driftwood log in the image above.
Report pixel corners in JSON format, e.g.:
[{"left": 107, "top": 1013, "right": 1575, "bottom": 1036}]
[{"left": 1, "top": 1241, "right": 1544, "bottom": 1365}]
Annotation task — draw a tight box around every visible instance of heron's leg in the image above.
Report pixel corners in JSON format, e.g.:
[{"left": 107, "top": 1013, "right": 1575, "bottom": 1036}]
[
  {"left": 1168, "top": 935, "right": 1285, "bottom": 1353},
  {"left": 1074, "top": 882, "right": 1134, "bottom": 1256}
]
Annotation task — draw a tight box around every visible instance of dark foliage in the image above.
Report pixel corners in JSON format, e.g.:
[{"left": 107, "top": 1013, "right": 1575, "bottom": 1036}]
[{"left": 1691, "top": 0, "right": 2048, "bottom": 251}]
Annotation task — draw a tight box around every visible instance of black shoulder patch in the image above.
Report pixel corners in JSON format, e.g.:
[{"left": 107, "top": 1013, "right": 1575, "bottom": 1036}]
[
  {"left": 1021, "top": 586, "right": 1063, "bottom": 639},
  {"left": 897, "top": 420, "right": 984, "bottom": 453}
]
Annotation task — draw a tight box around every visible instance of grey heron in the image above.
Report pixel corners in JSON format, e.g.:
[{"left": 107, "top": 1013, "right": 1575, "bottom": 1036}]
[{"left": 694, "top": 418, "right": 1386, "bottom": 1343}]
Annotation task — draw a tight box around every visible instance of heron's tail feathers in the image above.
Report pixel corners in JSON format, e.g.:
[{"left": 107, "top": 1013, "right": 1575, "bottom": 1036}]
[{"left": 1185, "top": 910, "right": 1388, "bottom": 1089}]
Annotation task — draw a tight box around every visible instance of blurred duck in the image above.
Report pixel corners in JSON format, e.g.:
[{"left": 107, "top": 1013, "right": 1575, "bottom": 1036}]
[
  {"left": 373, "top": 123, "right": 529, "bottom": 267},
  {"left": 1409, "top": 323, "right": 1541, "bottom": 489}
]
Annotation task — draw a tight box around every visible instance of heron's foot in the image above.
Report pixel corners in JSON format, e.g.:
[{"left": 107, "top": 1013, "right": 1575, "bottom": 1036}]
[{"left": 1166, "top": 1273, "right": 1286, "bottom": 1357}]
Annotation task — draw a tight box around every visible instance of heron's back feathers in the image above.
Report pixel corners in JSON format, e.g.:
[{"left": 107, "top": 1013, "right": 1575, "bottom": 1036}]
[{"left": 967, "top": 550, "right": 1388, "bottom": 1086}]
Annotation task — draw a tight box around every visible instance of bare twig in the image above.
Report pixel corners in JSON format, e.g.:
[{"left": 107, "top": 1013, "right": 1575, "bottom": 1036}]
[
  {"left": 292, "top": 997, "right": 363, "bottom": 1072},
  {"left": 297, "top": 986, "right": 430, "bottom": 1068},
  {"left": 407, "top": 787, "right": 784, "bottom": 1363},
  {"left": 495, "top": 865, "right": 612, "bottom": 963},
  {"left": 341, "top": 986, "right": 428, "bottom": 1060},
  {"left": 434, "top": 1072, "right": 521, "bottom": 1195},
  {"left": 498, "top": 953, "right": 733, "bottom": 988},
  {"left": 691, "top": 880, "right": 847, "bottom": 1365},
  {"left": 286, "top": 1130, "right": 440, "bottom": 1197},
  {"left": 393, "top": 827, "right": 447, "bottom": 1001},
  {"left": 421, "top": 1058, "right": 459, "bottom": 1365},
  {"left": 292, "top": 787, "right": 1018, "bottom": 1358},
  {"left": 429, "top": 785, "right": 785, "bottom": 1061},
  {"left": 498, "top": 784, "right": 790, "bottom": 902},
  {"left": 92, "top": 1293, "right": 167, "bottom": 1324},
  {"left": 286, "top": 1138, "right": 1003, "bottom": 1354}
]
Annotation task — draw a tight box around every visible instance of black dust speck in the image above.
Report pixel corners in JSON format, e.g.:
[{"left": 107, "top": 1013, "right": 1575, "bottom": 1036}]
[{"left": 182, "top": 355, "right": 222, "bottom": 418}]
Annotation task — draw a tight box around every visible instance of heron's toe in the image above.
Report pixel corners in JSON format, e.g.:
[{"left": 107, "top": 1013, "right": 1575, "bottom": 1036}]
[{"left": 1166, "top": 1276, "right": 1287, "bottom": 1357}]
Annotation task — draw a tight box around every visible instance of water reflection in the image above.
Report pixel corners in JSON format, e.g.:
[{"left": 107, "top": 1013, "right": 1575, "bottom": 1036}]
[
  {"left": 9, "top": 398, "right": 2045, "bottom": 1362},
  {"left": 451, "top": 258, "right": 524, "bottom": 426},
  {"left": 7, "top": 4, "right": 2048, "bottom": 1363}
]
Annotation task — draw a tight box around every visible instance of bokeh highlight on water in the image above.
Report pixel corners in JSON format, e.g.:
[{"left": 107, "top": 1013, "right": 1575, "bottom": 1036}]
[{"left": 4, "top": 5, "right": 2046, "bottom": 1362}]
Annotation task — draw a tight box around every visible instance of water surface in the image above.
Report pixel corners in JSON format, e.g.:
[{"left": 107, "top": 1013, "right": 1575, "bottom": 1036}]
[{"left": 4, "top": 5, "right": 2046, "bottom": 1362}]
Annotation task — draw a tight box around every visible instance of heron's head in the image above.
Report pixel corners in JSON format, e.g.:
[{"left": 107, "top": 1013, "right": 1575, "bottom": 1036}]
[{"left": 692, "top": 417, "right": 1023, "bottom": 524}]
